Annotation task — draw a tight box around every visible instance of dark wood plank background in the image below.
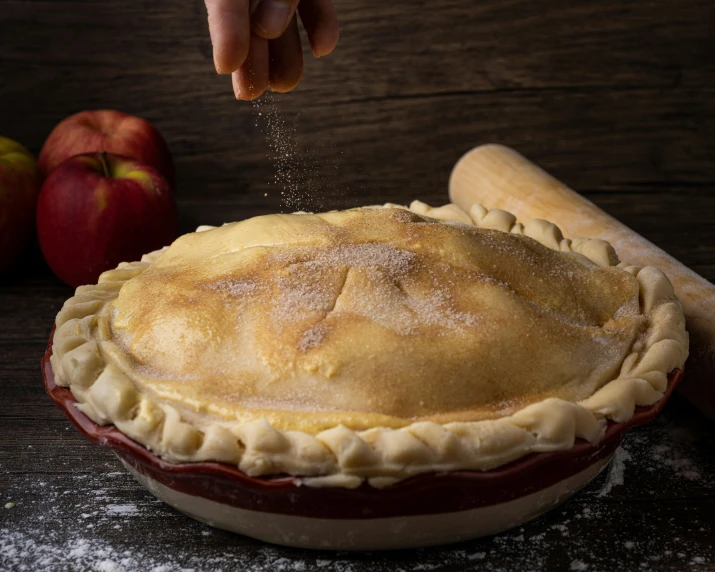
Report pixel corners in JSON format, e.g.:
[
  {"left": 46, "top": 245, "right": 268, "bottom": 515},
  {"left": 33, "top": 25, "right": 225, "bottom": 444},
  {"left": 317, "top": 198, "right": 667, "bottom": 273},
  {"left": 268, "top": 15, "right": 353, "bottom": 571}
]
[{"left": 1, "top": 0, "right": 714, "bottom": 570}]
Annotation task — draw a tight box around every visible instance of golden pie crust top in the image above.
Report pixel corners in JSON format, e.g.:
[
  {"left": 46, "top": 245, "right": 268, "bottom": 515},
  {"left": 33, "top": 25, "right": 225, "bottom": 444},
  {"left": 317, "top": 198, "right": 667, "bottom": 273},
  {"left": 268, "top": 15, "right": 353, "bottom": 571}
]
[{"left": 51, "top": 202, "right": 688, "bottom": 488}]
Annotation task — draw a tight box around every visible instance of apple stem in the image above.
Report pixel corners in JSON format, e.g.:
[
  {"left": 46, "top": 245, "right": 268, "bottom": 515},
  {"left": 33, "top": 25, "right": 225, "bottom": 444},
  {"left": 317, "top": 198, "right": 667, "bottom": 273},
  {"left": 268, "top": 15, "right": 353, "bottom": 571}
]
[{"left": 98, "top": 152, "right": 111, "bottom": 178}]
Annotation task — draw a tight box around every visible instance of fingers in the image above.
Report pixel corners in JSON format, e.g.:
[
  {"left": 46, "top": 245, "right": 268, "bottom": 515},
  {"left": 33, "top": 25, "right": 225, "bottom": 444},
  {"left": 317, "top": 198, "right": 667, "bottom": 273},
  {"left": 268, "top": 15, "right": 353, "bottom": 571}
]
[
  {"left": 208, "top": 0, "right": 335, "bottom": 96},
  {"left": 268, "top": 15, "right": 304, "bottom": 93},
  {"left": 233, "top": 15, "right": 302, "bottom": 99},
  {"left": 232, "top": 33, "right": 270, "bottom": 100},
  {"left": 206, "top": 0, "right": 251, "bottom": 74},
  {"left": 298, "top": 0, "right": 339, "bottom": 57},
  {"left": 251, "top": 0, "right": 300, "bottom": 40}
]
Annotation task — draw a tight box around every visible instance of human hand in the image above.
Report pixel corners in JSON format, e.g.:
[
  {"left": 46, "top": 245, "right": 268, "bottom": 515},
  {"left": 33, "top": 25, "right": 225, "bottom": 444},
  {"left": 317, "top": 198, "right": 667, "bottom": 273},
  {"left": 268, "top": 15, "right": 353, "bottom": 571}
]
[{"left": 205, "top": 0, "right": 339, "bottom": 100}]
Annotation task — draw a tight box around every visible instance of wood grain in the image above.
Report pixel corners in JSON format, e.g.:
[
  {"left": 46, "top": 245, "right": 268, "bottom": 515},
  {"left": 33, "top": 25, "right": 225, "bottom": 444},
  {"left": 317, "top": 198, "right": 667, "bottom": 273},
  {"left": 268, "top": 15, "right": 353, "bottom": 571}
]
[{"left": 1, "top": 1, "right": 715, "bottom": 203}]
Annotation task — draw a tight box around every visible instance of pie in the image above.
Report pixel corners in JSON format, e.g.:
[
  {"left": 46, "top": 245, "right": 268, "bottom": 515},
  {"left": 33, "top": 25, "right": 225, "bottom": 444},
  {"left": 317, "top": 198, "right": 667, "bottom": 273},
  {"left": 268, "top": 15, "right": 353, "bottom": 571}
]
[{"left": 50, "top": 202, "right": 688, "bottom": 488}]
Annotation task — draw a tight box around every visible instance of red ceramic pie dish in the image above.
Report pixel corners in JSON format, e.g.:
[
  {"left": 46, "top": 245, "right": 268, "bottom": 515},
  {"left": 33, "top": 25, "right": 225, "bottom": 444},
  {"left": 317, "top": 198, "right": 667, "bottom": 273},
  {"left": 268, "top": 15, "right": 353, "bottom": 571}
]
[{"left": 42, "top": 328, "right": 684, "bottom": 550}]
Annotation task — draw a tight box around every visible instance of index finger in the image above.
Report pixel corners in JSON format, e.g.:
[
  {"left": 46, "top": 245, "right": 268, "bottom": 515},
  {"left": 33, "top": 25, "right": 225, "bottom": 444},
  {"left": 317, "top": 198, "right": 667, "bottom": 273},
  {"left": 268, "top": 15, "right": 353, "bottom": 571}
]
[{"left": 206, "top": 0, "right": 251, "bottom": 74}]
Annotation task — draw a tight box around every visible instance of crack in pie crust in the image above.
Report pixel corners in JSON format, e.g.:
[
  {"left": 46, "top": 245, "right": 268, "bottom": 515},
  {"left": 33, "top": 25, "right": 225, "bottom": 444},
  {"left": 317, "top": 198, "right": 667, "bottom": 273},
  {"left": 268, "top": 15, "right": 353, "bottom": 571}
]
[{"left": 50, "top": 202, "right": 688, "bottom": 488}]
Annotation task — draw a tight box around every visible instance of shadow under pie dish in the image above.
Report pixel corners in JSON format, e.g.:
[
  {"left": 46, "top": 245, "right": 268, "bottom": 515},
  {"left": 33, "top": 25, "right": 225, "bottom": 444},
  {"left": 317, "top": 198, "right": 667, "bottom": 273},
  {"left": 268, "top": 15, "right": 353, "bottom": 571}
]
[{"left": 45, "top": 202, "right": 689, "bottom": 550}]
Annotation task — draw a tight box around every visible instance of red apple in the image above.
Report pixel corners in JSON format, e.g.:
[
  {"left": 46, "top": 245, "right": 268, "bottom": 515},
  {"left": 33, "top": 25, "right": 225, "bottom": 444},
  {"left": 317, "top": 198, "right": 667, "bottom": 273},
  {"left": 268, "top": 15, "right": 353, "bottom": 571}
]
[
  {"left": 0, "top": 136, "right": 43, "bottom": 273},
  {"left": 37, "top": 152, "right": 177, "bottom": 287},
  {"left": 39, "top": 110, "right": 175, "bottom": 188}
]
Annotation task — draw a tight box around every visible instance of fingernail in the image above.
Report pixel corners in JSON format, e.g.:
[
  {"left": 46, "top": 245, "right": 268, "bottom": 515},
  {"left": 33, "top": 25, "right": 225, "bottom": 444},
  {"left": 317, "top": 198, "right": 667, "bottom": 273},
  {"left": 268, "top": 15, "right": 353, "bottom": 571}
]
[{"left": 253, "top": 0, "right": 292, "bottom": 37}]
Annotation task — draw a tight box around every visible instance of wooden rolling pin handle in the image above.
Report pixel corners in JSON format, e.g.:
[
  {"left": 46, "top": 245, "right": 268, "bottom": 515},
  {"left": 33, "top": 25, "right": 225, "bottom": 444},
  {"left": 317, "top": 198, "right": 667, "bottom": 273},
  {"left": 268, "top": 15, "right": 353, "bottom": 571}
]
[{"left": 449, "top": 144, "right": 715, "bottom": 420}]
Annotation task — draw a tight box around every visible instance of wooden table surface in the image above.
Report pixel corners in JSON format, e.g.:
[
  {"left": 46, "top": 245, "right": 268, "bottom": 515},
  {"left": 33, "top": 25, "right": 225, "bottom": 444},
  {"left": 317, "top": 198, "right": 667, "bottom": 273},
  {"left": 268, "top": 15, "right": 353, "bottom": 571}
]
[{"left": 1, "top": 1, "right": 714, "bottom": 570}]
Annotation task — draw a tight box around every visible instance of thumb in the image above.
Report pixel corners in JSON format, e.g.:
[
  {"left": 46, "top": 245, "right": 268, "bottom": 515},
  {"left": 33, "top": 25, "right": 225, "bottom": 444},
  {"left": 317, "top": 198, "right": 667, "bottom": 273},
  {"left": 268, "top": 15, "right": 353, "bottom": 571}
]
[{"left": 251, "top": 0, "right": 300, "bottom": 40}]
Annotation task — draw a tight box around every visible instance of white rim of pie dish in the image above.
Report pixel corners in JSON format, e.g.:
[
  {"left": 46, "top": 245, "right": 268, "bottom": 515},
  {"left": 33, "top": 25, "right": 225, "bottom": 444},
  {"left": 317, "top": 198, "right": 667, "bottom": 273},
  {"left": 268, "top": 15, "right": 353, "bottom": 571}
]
[{"left": 119, "top": 454, "right": 611, "bottom": 550}]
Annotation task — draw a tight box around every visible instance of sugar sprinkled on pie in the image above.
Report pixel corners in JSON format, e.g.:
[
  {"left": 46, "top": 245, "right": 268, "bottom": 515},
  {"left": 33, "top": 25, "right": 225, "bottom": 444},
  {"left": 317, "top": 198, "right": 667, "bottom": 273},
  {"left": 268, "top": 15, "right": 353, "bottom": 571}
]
[{"left": 109, "top": 207, "right": 646, "bottom": 427}]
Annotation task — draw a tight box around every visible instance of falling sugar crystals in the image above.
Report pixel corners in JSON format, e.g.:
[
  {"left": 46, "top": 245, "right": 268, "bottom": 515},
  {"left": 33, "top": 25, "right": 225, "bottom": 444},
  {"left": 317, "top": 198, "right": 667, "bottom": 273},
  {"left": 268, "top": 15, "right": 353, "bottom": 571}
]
[{"left": 252, "top": 92, "right": 361, "bottom": 212}]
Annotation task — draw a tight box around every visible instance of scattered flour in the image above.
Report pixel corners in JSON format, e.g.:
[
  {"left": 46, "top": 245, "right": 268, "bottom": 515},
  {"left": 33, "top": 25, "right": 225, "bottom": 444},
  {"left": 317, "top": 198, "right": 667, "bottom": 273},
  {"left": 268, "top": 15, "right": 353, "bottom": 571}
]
[
  {"left": 598, "top": 446, "right": 633, "bottom": 497},
  {"left": 650, "top": 444, "right": 702, "bottom": 481},
  {"left": 105, "top": 504, "right": 139, "bottom": 517}
]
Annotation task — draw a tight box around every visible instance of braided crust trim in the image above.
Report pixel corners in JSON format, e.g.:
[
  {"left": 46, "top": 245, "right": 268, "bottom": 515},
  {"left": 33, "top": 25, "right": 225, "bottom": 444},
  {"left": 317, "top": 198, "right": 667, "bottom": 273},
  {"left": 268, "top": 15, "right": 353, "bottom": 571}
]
[{"left": 50, "top": 202, "right": 688, "bottom": 488}]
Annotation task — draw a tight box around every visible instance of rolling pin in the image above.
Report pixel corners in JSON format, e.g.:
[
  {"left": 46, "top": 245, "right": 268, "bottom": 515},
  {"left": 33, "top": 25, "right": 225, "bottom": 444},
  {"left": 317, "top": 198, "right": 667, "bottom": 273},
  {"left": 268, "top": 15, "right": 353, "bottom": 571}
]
[{"left": 449, "top": 144, "right": 715, "bottom": 420}]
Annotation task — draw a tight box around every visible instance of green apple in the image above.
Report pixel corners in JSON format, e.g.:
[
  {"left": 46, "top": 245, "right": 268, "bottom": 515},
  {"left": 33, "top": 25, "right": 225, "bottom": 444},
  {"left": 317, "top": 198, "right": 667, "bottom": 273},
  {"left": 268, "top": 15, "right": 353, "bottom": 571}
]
[{"left": 0, "top": 136, "right": 43, "bottom": 273}]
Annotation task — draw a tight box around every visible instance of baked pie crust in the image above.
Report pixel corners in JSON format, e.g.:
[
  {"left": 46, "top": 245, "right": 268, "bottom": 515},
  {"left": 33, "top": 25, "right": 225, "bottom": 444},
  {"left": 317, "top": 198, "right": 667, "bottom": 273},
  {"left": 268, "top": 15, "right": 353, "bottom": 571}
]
[{"left": 50, "top": 202, "right": 688, "bottom": 488}]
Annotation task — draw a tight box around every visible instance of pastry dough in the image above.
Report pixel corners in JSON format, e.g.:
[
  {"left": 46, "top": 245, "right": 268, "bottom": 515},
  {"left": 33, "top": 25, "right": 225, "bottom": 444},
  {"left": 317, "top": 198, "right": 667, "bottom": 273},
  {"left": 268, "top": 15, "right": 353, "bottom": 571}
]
[{"left": 50, "top": 202, "right": 688, "bottom": 487}]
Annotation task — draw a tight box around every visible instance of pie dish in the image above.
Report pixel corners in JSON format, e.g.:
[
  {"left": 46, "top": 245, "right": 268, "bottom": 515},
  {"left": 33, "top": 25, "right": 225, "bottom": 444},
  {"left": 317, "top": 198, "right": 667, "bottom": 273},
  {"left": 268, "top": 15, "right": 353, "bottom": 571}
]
[{"left": 46, "top": 201, "right": 688, "bottom": 548}]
